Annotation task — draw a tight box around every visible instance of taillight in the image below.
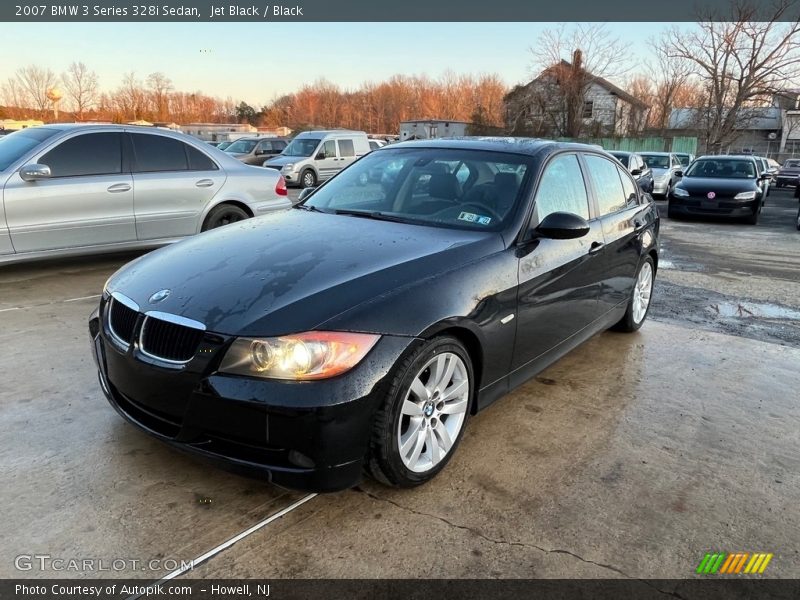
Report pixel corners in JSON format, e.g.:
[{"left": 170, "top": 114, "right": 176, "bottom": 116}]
[{"left": 275, "top": 175, "right": 288, "bottom": 196}]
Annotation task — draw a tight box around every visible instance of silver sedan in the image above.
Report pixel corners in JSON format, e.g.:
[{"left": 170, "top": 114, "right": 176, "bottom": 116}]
[{"left": 0, "top": 125, "right": 291, "bottom": 265}]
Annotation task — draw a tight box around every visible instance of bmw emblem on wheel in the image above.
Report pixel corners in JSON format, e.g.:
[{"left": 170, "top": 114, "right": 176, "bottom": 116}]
[
  {"left": 148, "top": 289, "right": 171, "bottom": 304},
  {"left": 707, "top": 191, "right": 716, "bottom": 199}
]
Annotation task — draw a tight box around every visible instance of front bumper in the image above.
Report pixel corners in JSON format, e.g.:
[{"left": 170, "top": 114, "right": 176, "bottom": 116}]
[
  {"left": 89, "top": 305, "right": 417, "bottom": 492},
  {"left": 668, "top": 193, "right": 759, "bottom": 218},
  {"left": 652, "top": 180, "right": 670, "bottom": 195}
]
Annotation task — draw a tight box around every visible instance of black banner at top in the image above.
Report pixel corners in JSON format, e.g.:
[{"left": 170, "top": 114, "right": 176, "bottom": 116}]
[{"left": 3, "top": 0, "right": 800, "bottom": 22}]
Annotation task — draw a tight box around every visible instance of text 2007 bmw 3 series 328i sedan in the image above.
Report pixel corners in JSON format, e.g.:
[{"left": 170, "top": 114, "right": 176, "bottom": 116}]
[{"left": 89, "top": 138, "right": 660, "bottom": 492}]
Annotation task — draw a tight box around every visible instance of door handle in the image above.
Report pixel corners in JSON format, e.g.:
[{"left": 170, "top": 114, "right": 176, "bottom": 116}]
[
  {"left": 107, "top": 183, "right": 131, "bottom": 193},
  {"left": 195, "top": 179, "right": 214, "bottom": 187},
  {"left": 588, "top": 241, "right": 605, "bottom": 254}
]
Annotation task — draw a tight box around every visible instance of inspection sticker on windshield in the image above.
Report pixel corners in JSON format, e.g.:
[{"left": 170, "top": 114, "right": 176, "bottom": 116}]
[{"left": 458, "top": 211, "right": 492, "bottom": 225}]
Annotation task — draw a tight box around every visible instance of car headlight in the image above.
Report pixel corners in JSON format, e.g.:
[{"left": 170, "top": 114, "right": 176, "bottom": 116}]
[
  {"left": 282, "top": 163, "right": 295, "bottom": 172},
  {"left": 734, "top": 191, "right": 757, "bottom": 200},
  {"left": 218, "top": 331, "right": 380, "bottom": 380},
  {"left": 672, "top": 187, "right": 689, "bottom": 197}
]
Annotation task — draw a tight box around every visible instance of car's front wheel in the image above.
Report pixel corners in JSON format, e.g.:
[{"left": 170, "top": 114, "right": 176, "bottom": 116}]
[
  {"left": 300, "top": 169, "right": 317, "bottom": 189},
  {"left": 367, "top": 336, "right": 472, "bottom": 487},
  {"left": 613, "top": 256, "right": 655, "bottom": 332}
]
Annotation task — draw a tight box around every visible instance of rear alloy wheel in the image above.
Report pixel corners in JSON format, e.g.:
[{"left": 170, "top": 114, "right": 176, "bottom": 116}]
[
  {"left": 613, "top": 256, "right": 655, "bottom": 332},
  {"left": 202, "top": 203, "right": 249, "bottom": 231},
  {"left": 300, "top": 169, "right": 317, "bottom": 189},
  {"left": 368, "top": 337, "right": 472, "bottom": 487}
]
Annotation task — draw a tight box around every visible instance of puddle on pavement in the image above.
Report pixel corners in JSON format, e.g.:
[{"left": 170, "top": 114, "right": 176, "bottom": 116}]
[
  {"left": 706, "top": 301, "right": 800, "bottom": 320},
  {"left": 658, "top": 259, "right": 675, "bottom": 270}
]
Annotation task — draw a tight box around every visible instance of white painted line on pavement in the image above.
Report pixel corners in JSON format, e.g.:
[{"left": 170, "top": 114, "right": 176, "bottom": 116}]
[
  {"left": 127, "top": 493, "right": 317, "bottom": 600},
  {"left": 0, "top": 294, "right": 101, "bottom": 312}
]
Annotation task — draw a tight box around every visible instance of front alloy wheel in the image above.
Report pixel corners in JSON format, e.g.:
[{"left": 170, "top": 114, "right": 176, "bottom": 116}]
[
  {"left": 368, "top": 336, "right": 472, "bottom": 487},
  {"left": 397, "top": 352, "right": 469, "bottom": 473}
]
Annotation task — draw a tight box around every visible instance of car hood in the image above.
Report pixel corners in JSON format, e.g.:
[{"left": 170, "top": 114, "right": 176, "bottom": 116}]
[
  {"left": 263, "top": 155, "right": 303, "bottom": 167},
  {"left": 106, "top": 210, "right": 501, "bottom": 337},
  {"left": 675, "top": 176, "right": 758, "bottom": 195}
]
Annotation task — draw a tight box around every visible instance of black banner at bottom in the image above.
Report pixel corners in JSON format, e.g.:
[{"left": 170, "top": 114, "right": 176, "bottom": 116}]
[{"left": 2, "top": 579, "right": 800, "bottom": 600}]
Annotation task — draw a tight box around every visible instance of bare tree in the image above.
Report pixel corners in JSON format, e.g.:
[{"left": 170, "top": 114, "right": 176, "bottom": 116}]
[
  {"left": 518, "top": 24, "right": 632, "bottom": 137},
  {"left": 14, "top": 65, "right": 57, "bottom": 114},
  {"left": 645, "top": 41, "right": 693, "bottom": 130},
  {"left": 146, "top": 72, "right": 173, "bottom": 122},
  {"left": 62, "top": 61, "right": 99, "bottom": 120},
  {"left": 664, "top": 1, "right": 800, "bottom": 152}
]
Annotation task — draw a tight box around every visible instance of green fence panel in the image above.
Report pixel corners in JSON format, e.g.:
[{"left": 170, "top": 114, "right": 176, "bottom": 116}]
[{"left": 556, "top": 136, "right": 698, "bottom": 154}]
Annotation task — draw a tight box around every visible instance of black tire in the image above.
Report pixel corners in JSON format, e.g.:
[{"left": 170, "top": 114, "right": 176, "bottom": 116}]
[
  {"left": 300, "top": 169, "right": 317, "bottom": 189},
  {"left": 745, "top": 205, "right": 759, "bottom": 225},
  {"left": 796, "top": 206, "right": 800, "bottom": 231},
  {"left": 366, "top": 336, "right": 473, "bottom": 488},
  {"left": 667, "top": 202, "right": 678, "bottom": 219},
  {"left": 202, "top": 203, "right": 249, "bottom": 231},
  {"left": 613, "top": 255, "right": 655, "bottom": 333}
]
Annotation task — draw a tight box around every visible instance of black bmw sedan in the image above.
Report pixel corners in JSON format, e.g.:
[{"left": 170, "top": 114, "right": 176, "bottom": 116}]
[
  {"left": 668, "top": 155, "right": 767, "bottom": 224},
  {"left": 89, "top": 138, "right": 660, "bottom": 492}
]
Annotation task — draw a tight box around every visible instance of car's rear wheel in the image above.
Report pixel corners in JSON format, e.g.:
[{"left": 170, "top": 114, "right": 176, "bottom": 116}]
[
  {"left": 300, "top": 169, "right": 317, "bottom": 189},
  {"left": 202, "top": 203, "right": 249, "bottom": 231},
  {"left": 367, "top": 336, "right": 472, "bottom": 487},
  {"left": 613, "top": 256, "right": 655, "bottom": 333}
]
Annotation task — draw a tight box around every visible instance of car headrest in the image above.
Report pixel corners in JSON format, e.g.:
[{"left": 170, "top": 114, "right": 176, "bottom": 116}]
[
  {"left": 428, "top": 174, "right": 460, "bottom": 200},
  {"left": 494, "top": 172, "right": 519, "bottom": 190}
]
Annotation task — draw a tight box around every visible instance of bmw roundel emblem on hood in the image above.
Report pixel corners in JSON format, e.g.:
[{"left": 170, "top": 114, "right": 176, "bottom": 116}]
[
  {"left": 707, "top": 191, "right": 716, "bottom": 199},
  {"left": 148, "top": 289, "right": 171, "bottom": 304}
]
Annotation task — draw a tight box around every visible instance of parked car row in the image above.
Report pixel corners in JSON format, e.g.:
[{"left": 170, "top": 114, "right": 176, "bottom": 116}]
[{"left": 0, "top": 124, "right": 291, "bottom": 264}]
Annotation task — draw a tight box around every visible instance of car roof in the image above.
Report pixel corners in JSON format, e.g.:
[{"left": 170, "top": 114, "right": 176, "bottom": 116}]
[
  {"left": 639, "top": 151, "right": 672, "bottom": 156},
  {"left": 386, "top": 137, "right": 604, "bottom": 157},
  {"left": 698, "top": 155, "right": 757, "bottom": 160}
]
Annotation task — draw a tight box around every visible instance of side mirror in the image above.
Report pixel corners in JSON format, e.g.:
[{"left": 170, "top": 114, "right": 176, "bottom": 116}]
[
  {"left": 19, "top": 163, "right": 52, "bottom": 182},
  {"left": 535, "top": 212, "right": 590, "bottom": 240},
  {"left": 255, "top": 149, "right": 264, "bottom": 156},
  {"left": 631, "top": 168, "right": 642, "bottom": 176},
  {"left": 315, "top": 152, "right": 326, "bottom": 160},
  {"left": 298, "top": 186, "right": 317, "bottom": 202},
  {"left": 674, "top": 170, "right": 683, "bottom": 178}
]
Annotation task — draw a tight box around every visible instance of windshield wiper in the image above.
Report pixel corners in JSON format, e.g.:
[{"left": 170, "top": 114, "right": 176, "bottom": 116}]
[
  {"left": 294, "top": 204, "right": 327, "bottom": 213},
  {"left": 333, "top": 209, "right": 408, "bottom": 223}
]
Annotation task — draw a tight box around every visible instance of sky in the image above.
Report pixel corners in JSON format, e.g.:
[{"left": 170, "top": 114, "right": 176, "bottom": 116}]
[{"left": 0, "top": 22, "right": 670, "bottom": 107}]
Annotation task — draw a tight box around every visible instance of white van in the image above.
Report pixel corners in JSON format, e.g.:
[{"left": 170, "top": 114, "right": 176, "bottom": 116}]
[{"left": 263, "top": 130, "right": 371, "bottom": 188}]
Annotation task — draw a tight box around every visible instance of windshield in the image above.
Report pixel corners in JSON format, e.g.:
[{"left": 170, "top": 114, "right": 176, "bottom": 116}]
[
  {"left": 610, "top": 153, "right": 629, "bottom": 167},
  {"left": 217, "top": 141, "right": 232, "bottom": 150},
  {"left": 0, "top": 128, "right": 60, "bottom": 171},
  {"left": 783, "top": 159, "right": 800, "bottom": 168},
  {"left": 303, "top": 148, "right": 531, "bottom": 231},
  {"left": 225, "top": 140, "right": 257, "bottom": 153},
  {"left": 641, "top": 154, "right": 670, "bottom": 169},
  {"left": 283, "top": 138, "right": 321, "bottom": 157},
  {"left": 676, "top": 154, "right": 692, "bottom": 166},
  {"left": 685, "top": 159, "right": 756, "bottom": 179}
]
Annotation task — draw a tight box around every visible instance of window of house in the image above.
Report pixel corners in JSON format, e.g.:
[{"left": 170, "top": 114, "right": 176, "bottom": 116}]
[{"left": 582, "top": 100, "right": 594, "bottom": 119}]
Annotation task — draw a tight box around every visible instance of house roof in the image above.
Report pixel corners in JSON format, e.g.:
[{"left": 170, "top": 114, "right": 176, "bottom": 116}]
[
  {"left": 668, "top": 107, "right": 782, "bottom": 130},
  {"left": 506, "top": 60, "right": 649, "bottom": 110}
]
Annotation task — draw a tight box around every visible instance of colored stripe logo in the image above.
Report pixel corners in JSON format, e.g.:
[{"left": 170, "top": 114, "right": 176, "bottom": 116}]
[{"left": 696, "top": 552, "right": 773, "bottom": 575}]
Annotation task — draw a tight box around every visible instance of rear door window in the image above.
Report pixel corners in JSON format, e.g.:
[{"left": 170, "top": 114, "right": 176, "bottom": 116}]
[
  {"left": 186, "top": 145, "right": 218, "bottom": 171},
  {"left": 337, "top": 139, "right": 355, "bottom": 157},
  {"left": 39, "top": 132, "right": 122, "bottom": 178},
  {"left": 131, "top": 133, "right": 188, "bottom": 172}
]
